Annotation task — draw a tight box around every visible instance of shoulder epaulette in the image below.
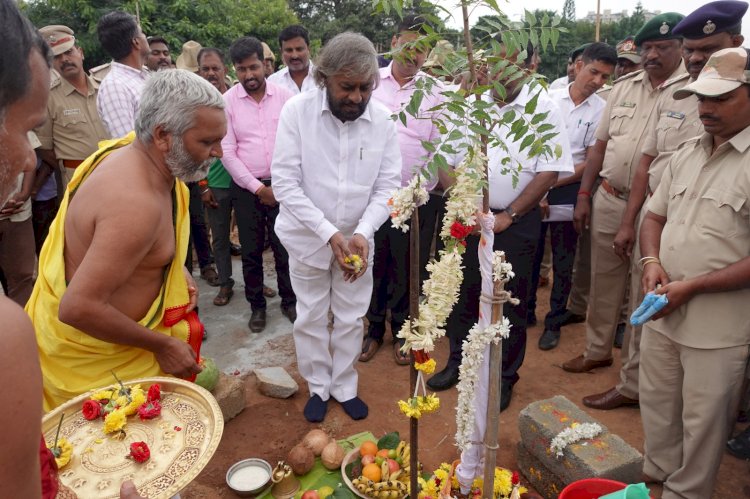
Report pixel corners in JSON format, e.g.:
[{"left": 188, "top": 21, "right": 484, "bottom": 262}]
[
  {"left": 89, "top": 62, "right": 111, "bottom": 81},
  {"left": 49, "top": 69, "right": 62, "bottom": 89},
  {"left": 659, "top": 72, "right": 690, "bottom": 89},
  {"left": 612, "top": 68, "right": 644, "bottom": 85}
]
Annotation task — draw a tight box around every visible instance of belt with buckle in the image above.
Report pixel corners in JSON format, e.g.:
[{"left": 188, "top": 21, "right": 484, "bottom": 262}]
[
  {"left": 601, "top": 179, "right": 627, "bottom": 200},
  {"left": 62, "top": 159, "right": 83, "bottom": 169}
]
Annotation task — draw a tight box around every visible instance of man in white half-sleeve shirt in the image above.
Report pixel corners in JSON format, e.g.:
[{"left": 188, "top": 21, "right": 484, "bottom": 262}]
[
  {"left": 272, "top": 32, "right": 401, "bottom": 423},
  {"left": 529, "top": 42, "right": 615, "bottom": 352},
  {"left": 267, "top": 25, "right": 316, "bottom": 94}
]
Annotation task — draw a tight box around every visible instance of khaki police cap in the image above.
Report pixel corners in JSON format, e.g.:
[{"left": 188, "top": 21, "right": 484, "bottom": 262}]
[
  {"left": 262, "top": 42, "right": 276, "bottom": 62},
  {"left": 674, "top": 47, "right": 750, "bottom": 98},
  {"left": 39, "top": 25, "right": 75, "bottom": 56}
]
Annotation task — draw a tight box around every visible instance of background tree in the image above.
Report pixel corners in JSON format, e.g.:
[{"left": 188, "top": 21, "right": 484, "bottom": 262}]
[
  {"left": 21, "top": 0, "right": 298, "bottom": 68},
  {"left": 562, "top": 0, "right": 575, "bottom": 23}
]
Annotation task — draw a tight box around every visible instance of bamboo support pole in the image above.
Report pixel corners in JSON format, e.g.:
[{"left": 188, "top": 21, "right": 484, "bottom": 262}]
[{"left": 409, "top": 206, "right": 420, "bottom": 499}]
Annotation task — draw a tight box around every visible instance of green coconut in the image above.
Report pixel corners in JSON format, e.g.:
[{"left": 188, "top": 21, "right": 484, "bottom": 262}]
[{"left": 195, "top": 357, "right": 220, "bottom": 392}]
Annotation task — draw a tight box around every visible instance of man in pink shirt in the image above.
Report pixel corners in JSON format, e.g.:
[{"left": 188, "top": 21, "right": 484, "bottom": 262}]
[
  {"left": 221, "top": 36, "right": 296, "bottom": 332},
  {"left": 360, "top": 15, "right": 443, "bottom": 365}
]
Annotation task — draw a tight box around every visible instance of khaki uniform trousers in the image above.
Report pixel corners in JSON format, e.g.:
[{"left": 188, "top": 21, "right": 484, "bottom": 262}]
[
  {"left": 60, "top": 165, "right": 78, "bottom": 187},
  {"left": 584, "top": 188, "right": 632, "bottom": 361},
  {"left": 0, "top": 217, "right": 35, "bottom": 306},
  {"left": 567, "top": 222, "right": 591, "bottom": 316},
  {"left": 640, "top": 325, "right": 748, "bottom": 499}
]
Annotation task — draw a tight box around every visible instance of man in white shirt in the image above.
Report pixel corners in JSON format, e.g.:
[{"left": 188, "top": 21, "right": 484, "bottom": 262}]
[
  {"left": 272, "top": 32, "right": 401, "bottom": 422},
  {"left": 95, "top": 11, "right": 150, "bottom": 138},
  {"left": 427, "top": 44, "right": 574, "bottom": 410},
  {"left": 530, "top": 43, "right": 616, "bottom": 351},
  {"left": 267, "top": 25, "right": 316, "bottom": 94},
  {"left": 549, "top": 44, "right": 588, "bottom": 90}
]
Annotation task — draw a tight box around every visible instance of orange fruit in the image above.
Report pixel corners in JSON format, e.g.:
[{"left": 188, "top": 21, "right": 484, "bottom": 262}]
[
  {"left": 361, "top": 463, "right": 382, "bottom": 482},
  {"left": 359, "top": 441, "right": 378, "bottom": 457},
  {"left": 376, "top": 449, "right": 389, "bottom": 458}
]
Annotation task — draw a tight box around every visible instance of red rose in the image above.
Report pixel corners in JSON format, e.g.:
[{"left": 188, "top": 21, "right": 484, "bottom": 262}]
[
  {"left": 82, "top": 399, "right": 102, "bottom": 420},
  {"left": 147, "top": 383, "right": 161, "bottom": 402},
  {"left": 129, "top": 441, "right": 150, "bottom": 463},
  {"left": 137, "top": 400, "right": 162, "bottom": 421},
  {"left": 512, "top": 470, "right": 520, "bottom": 485},
  {"left": 450, "top": 221, "right": 474, "bottom": 240}
]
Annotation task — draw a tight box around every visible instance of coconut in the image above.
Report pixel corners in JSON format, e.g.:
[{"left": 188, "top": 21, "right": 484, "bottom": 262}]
[
  {"left": 288, "top": 444, "right": 315, "bottom": 476},
  {"left": 320, "top": 441, "right": 345, "bottom": 470},
  {"left": 195, "top": 357, "right": 219, "bottom": 392},
  {"left": 301, "top": 429, "right": 331, "bottom": 456}
]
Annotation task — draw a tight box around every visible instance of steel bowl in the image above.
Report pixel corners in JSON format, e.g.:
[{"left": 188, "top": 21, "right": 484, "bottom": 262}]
[{"left": 226, "top": 458, "right": 273, "bottom": 497}]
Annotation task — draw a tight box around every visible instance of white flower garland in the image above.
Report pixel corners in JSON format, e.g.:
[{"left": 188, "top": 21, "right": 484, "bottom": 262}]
[
  {"left": 389, "top": 174, "right": 430, "bottom": 232},
  {"left": 396, "top": 144, "right": 485, "bottom": 355},
  {"left": 549, "top": 422, "right": 603, "bottom": 458},
  {"left": 455, "top": 317, "right": 512, "bottom": 452}
]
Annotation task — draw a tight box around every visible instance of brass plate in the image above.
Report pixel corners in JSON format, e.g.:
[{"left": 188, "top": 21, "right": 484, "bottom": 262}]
[{"left": 42, "top": 377, "right": 224, "bottom": 498}]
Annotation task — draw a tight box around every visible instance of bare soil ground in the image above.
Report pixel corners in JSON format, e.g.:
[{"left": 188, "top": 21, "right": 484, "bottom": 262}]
[{"left": 183, "top": 285, "right": 750, "bottom": 498}]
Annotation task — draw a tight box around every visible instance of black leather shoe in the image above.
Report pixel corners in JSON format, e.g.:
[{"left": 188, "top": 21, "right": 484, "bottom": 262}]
[
  {"left": 248, "top": 309, "right": 266, "bottom": 333},
  {"left": 527, "top": 313, "right": 537, "bottom": 326},
  {"left": 500, "top": 382, "right": 513, "bottom": 412},
  {"left": 427, "top": 365, "right": 459, "bottom": 391},
  {"left": 538, "top": 329, "right": 561, "bottom": 350},
  {"left": 613, "top": 322, "right": 625, "bottom": 349},
  {"left": 281, "top": 304, "right": 297, "bottom": 323},
  {"left": 230, "top": 243, "right": 242, "bottom": 256},
  {"left": 560, "top": 310, "right": 586, "bottom": 326},
  {"left": 727, "top": 426, "right": 750, "bottom": 459}
]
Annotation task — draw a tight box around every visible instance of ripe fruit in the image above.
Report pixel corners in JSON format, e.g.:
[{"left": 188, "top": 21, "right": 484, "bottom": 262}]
[
  {"left": 386, "top": 459, "right": 400, "bottom": 474},
  {"left": 301, "top": 491, "right": 320, "bottom": 499},
  {"left": 359, "top": 440, "right": 378, "bottom": 457},
  {"left": 362, "top": 463, "right": 382, "bottom": 482},
  {"left": 376, "top": 449, "right": 389, "bottom": 458},
  {"left": 375, "top": 456, "right": 385, "bottom": 466},
  {"left": 318, "top": 486, "right": 334, "bottom": 498},
  {"left": 388, "top": 449, "right": 398, "bottom": 459},
  {"left": 195, "top": 357, "right": 219, "bottom": 391},
  {"left": 361, "top": 454, "right": 375, "bottom": 466}
]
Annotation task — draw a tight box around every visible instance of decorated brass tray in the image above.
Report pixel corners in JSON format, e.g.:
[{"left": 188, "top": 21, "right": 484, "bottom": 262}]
[{"left": 42, "top": 377, "right": 224, "bottom": 498}]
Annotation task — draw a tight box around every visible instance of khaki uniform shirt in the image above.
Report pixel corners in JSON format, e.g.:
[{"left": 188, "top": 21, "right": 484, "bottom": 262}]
[
  {"left": 36, "top": 74, "right": 109, "bottom": 160},
  {"left": 595, "top": 63, "right": 686, "bottom": 192},
  {"left": 642, "top": 73, "right": 703, "bottom": 192},
  {"left": 647, "top": 127, "right": 750, "bottom": 348}
]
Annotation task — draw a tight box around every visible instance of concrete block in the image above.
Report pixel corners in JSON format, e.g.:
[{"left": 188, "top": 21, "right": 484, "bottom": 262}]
[
  {"left": 213, "top": 372, "right": 246, "bottom": 422},
  {"left": 518, "top": 396, "right": 643, "bottom": 484},
  {"left": 254, "top": 366, "right": 299, "bottom": 399},
  {"left": 516, "top": 442, "right": 566, "bottom": 499}
]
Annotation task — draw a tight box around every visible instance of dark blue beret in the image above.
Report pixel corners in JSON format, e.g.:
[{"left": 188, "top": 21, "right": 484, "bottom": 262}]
[{"left": 673, "top": 1, "right": 748, "bottom": 39}]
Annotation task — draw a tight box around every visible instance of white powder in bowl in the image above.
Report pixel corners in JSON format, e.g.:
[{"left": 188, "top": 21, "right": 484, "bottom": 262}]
[{"left": 229, "top": 465, "right": 270, "bottom": 491}]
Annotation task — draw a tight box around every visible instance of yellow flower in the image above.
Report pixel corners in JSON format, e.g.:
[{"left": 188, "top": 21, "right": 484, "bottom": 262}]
[
  {"left": 49, "top": 437, "right": 73, "bottom": 469},
  {"left": 398, "top": 399, "right": 422, "bottom": 419},
  {"left": 91, "top": 386, "right": 117, "bottom": 401},
  {"left": 103, "top": 408, "right": 127, "bottom": 434},
  {"left": 415, "top": 359, "right": 436, "bottom": 374},
  {"left": 122, "top": 386, "right": 146, "bottom": 416}
]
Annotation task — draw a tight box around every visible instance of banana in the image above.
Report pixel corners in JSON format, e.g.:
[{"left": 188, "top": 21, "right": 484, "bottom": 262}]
[
  {"left": 356, "top": 482, "right": 367, "bottom": 493},
  {"left": 388, "top": 470, "right": 402, "bottom": 482},
  {"left": 395, "top": 440, "right": 406, "bottom": 456},
  {"left": 381, "top": 460, "right": 390, "bottom": 481}
]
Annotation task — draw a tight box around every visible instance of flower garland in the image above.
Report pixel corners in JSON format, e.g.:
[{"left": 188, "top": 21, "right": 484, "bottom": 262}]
[
  {"left": 455, "top": 251, "right": 519, "bottom": 453},
  {"left": 389, "top": 173, "right": 430, "bottom": 232},
  {"left": 549, "top": 422, "right": 603, "bottom": 458},
  {"left": 418, "top": 462, "right": 527, "bottom": 499}
]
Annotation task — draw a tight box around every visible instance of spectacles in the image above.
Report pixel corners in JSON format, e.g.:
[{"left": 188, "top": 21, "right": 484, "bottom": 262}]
[{"left": 578, "top": 119, "right": 594, "bottom": 148}]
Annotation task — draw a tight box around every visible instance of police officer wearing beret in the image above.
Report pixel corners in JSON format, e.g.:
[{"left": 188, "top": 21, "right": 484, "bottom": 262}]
[
  {"left": 563, "top": 13, "right": 687, "bottom": 374},
  {"left": 583, "top": 2, "right": 747, "bottom": 413},
  {"left": 35, "top": 25, "right": 108, "bottom": 188}
]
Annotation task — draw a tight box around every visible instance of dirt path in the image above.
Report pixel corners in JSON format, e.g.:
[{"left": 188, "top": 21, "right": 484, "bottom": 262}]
[{"left": 184, "top": 286, "right": 750, "bottom": 498}]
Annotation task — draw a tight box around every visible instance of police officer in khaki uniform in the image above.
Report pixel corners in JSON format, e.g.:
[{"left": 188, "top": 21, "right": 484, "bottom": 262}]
[
  {"left": 563, "top": 13, "right": 687, "bottom": 373},
  {"left": 639, "top": 47, "right": 750, "bottom": 499},
  {"left": 584, "top": 1, "right": 747, "bottom": 410},
  {"left": 35, "top": 25, "right": 108, "bottom": 187}
]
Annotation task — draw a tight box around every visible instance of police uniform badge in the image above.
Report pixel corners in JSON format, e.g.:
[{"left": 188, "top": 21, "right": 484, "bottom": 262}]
[
  {"left": 703, "top": 20, "right": 716, "bottom": 34},
  {"left": 659, "top": 22, "right": 670, "bottom": 35}
]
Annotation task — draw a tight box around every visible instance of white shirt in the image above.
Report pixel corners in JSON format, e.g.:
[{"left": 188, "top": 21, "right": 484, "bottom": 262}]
[
  {"left": 267, "top": 64, "right": 317, "bottom": 95},
  {"left": 96, "top": 62, "right": 149, "bottom": 138},
  {"left": 272, "top": 88, "right": 402, "bottom": 269},
  {"left": 549, "top": 83, "right": 607, "bottom": 164},
  {"left": 450, "top": 84, "right": 574, "bottom": 210},
  {"left": 549, "top": 75, "right": 569, "bottom": 90}
]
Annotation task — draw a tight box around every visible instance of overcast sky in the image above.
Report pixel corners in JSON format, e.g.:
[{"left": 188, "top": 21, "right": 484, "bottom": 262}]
[{"left": 438, "top": 0, "right": 750, "bottom": 41}]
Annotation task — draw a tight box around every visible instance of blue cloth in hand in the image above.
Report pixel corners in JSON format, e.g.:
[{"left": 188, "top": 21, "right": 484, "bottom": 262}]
[{"left": 630, "top": 292, "right": 668, "bottom": 326}]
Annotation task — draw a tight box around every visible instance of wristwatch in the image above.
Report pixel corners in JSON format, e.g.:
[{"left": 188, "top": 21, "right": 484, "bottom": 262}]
[{"left": 504, "top": 206, "right": 520, "bottom": 224}]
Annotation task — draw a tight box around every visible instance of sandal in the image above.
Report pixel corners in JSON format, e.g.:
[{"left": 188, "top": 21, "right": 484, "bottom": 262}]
[
  {"left": 200, "top": 265, "right": 220, "bottom": 287},
  {"left": 263, "top": 286, "right": 277, "bottom": 298},
  {"left": 359, "top": 337, "right": 382, "bottom": 362},
  {"left": 213, "top": 286, "right": 234, "bottom": 306},
  {"left": 393, "top": 341, "right": 410, "bottom": 366}
]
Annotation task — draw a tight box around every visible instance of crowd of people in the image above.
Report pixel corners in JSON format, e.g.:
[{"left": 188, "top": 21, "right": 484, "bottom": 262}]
[{"left": 2, "top": 0, "right": 750, "bottom": 497}]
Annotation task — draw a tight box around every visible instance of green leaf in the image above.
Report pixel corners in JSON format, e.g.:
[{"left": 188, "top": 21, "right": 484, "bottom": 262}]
[
  {"left": 421, "top": 140, "right": 436, "bottom": 153},
  {"left": 551, "top": 28, "right": 560, "bottom": 48},
  {"left": 344, "top": 456, "right": 362, "bottom": 481},
  {"left": 524, "top": 10, "right": 537, "bottom": 26},
  {"left": 398, "top": 111, "right": 407, "bottom": 127},
  {"left": 519, "top": 134, "right": 535, "bottom": 152},
  {"left": 332, "top": 487, "right": 357, "bottom": 499},
  {"left": 524, "top": 91, "right": 540, "bottom": 114},
  {"left": 447, "top": 129, "right": 464, "bottom": 142},
  {"left": 377, "top": 431, "right": 400, "bottom": 449},
  {"left": 468, "top": 123, "right": 490, "bottom": 136}
]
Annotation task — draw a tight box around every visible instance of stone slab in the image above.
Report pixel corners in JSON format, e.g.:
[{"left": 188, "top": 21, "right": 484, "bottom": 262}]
[
  {"left": 516, "top": 442, "right": 567, "bottom": 499},
  {"left": 254, "top": 366, "right": 299, "bottom": 399},
  {"left": 518, "top": 395, "right": 643, "bottom": 484},
  {"left": 213, "top": 372, "right": 246, "bottom": 422}
]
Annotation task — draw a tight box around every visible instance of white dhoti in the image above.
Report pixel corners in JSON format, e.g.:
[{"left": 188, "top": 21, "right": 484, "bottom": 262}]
[{"left": 288, "top": 252, "right": 373, "bottom": 402}]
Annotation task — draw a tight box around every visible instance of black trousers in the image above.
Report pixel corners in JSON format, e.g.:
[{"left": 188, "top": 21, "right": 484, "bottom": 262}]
[
  {"left": 443, "top": 207, "right": 542, "bottom": 386},
  {"left": 231, "top": 180, "right": 295, "bottom": 310},
  {"left": 528, "top": 220, "right": 578, "bottom": 331},
  {"left": 31, "top": 198, "right": 58, "bottom": 255},
  {"left": 366, "top": 195, "right": 441, "bottom": 339},
  {"left": 186, "top": 182, "right": 214, "bottom": 272}
]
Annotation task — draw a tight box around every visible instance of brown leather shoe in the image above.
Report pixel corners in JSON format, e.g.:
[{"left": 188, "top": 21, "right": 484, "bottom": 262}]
[
  {"left": 582, "top": 387, "right": 639, "bottom": 410},
  {"left": 562, "top": 354, "right": 613, "bottom": 373},
  {"left": 359, "top": 337, "right": 382, "bottom": 362}
]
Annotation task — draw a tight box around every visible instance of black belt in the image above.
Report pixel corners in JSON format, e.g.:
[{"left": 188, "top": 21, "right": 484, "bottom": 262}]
[{"left": 260, "top": 178, "right": 272, "bottom": 186}]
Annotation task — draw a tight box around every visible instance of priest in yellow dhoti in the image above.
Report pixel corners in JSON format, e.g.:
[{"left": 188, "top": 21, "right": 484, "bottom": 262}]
[{"left": 26, "top": 70, "right": 227, "bottom": 411}]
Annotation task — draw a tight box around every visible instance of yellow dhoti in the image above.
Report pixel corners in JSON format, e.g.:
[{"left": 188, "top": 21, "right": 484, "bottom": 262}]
[{"left": 26, "top": 133, "right": 203, "bottom": 411}]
